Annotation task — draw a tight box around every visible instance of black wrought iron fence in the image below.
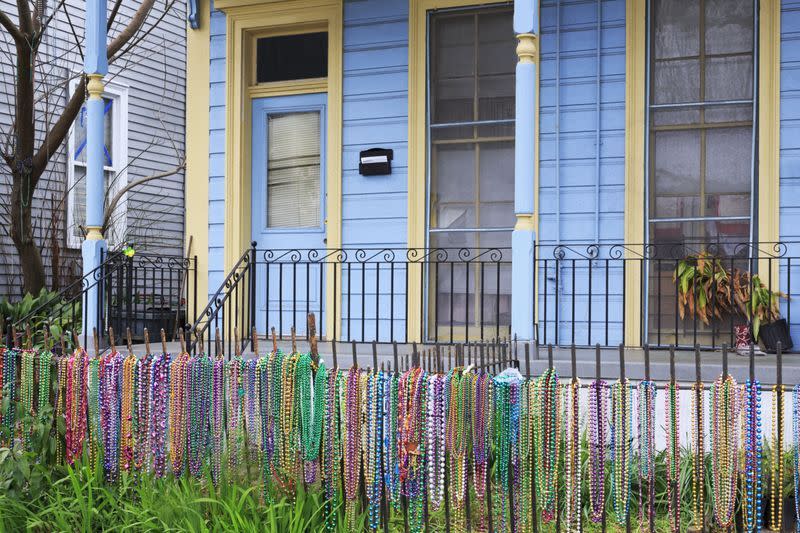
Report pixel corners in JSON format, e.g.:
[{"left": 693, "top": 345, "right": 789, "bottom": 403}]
[
  {"left": 187, "top": 245, "right": 512, "bottom": 355},
  {"left": 536, "top": 241, "right": 799, "bottom": 351},
  {"left": 13, "top": 249, "right": 197, "bottom": 350}
]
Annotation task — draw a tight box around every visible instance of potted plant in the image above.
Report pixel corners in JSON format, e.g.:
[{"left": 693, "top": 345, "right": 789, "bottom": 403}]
[
  {"left": 732, "top": 270, "right": 792, "bottom": 352},
  {"left": 673, "top": 252, "right": 734, "bottom": 325}
]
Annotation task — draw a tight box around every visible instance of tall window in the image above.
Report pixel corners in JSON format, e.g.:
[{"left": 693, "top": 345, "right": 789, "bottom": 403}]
[
  {"left": 427, "top": 6, "right": 515, "bottom": 338},
  {"left": 647, "top": 0, "right": 755, "bottom": 247},
  {"left": 646, "top": 0, "right": 756, "bottom": 344},
  {"left": 66, "top": 82, "right": 128, "bottom": 248}
]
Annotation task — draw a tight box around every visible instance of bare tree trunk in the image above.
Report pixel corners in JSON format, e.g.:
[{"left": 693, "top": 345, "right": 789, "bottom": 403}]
[
  {"left": 11, "top": 33, "right": 47, "bottom": 295},
  {"left": 11, "top": 170, "right": 46, "bottom": 295}
]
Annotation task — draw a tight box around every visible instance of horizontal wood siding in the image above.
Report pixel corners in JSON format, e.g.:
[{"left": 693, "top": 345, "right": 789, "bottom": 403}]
[
  {"left": 207, "top": 7, "right": 227, "bottom": 298},
  {"left": 781, "top": 0, "right": 800, "bottom": 347},
  {"left": 537, "top": 0, "right": 627, "bottom": 345},
  {"left": 0, "top": 1, "right": 186, "bottom": 299}
]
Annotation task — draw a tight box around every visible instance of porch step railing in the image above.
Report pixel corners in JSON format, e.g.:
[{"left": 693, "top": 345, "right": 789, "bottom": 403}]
[{"left": 12, "top": 249, "right": 197, "bottom": 351}]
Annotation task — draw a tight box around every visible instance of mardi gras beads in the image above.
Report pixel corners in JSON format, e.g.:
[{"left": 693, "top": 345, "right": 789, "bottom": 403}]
[
  {"left": 471, "top": 372, "right": 491, "bottom": 530},
  {"left": 20, "top": 349, "right": 35, "bottom": 449},
  {"left": 710, "top": 374, "right": 741, "bottom": 529},
  {"left": 564, "top": 378, "right": 581, "bottom": 533},
  {"left": 793, "top": 385, "right": 800, "bottom": 532},
  {"left": 588, "top": 379, "right": 608, "bottom": 523},
  {"left": 297, "top": 353, "right": 326, "bottom": 484},
  {"left": 226, "top": 355, "right": 245, "bottom": 477},
  {"left": 149, "top": 353, "right": 169, "bottom": 477},
  {"left": 517, "top": 378, "right": 535, "bottom": 533},
  {"left": 187, "top": 355, "right": 212, "bottom": 478},
  {"left": 691, "top": 380, "right": 705, "bottom": 530},
  {"left": 65, "top": 349, "right": 88, "bottom": 465},
  {"left": 1, "top": 347, "right": 17, "bottom": 443},
  {"left": 210, "top": 356, "right": 224, "bottom": 485},
  {"left": 322, "top": 367, "right": 342, "bottom": 532},
  {"left": 533, "top": 368, "right": 561, "bottom": 523},
  {"left": 134, "top": 353, "right": 152, "bottom": 473},
  {"left": 770, "top": 384, "right": 785, "bottom": 532},
  {"left": 169, "top": 353, "right": 188, "bottom": 476},
  {"left": 384, "top": 370, "right": 401, "bottom": 512},
  {"left": 742, "top": 378, "right": 763, "bottom": 532},
  {"left": 365, "top": 370, "right": 384, "bottom": 531},
  {"left": 491, "top": 380, "right": 511, "bottom": 532},
  {"left": 610, "top": 378, "right": 632, "bottom": 525},
  {"left": 664, "top": 380, "right": 680, "bottom": 532},
  {"left": 426, "top": 373, "right": 445, "bottom": 512},
  {"left": 37, "top": 349, "right": 52, "bottom": 420},
  {"left": 101, "top": 351, "right": 124, "bottom": 483},
  {"left": 120, "top": 351, "right": 136, "bottom": 473},
  {"left": 55, "top": 354, "right": 67, "bottom": 465},
  {"left": 343, "top": 366, "right": 363, "bottom": 529},
  {"left": 87, "top": 354, "right": 101, "bottom": 469},
  {"left": 638, "top": 380, "right": 657, "bottom": 529}
]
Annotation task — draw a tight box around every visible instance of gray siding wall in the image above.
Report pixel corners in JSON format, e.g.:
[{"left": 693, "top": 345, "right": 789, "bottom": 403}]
[{"left": 0, "top": 0, "right": 186, "bottom": 299}]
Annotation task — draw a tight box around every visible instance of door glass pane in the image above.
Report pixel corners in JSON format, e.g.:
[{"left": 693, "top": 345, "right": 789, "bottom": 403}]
[
  {"left": 266, "top": 111, "right": 321, "bottom": 228},
  {"left": 647, "top": 0, "right": 756, "bottom": 346},
  {"left": 428, "top": 6, "right": 514, "bottom": 339}
]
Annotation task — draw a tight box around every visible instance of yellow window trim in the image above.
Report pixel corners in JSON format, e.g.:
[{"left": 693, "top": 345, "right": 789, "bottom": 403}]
[
  {"left": 408, "top": 0, "right": 535, "bottom": 342},
  {"left": 185, "top": 0, "right": 210, "bottom": 313},
  {"left": 222, "top": 0, "right": 343, "bottom": 339},
  {"left": 623, "top": 0, "right": 781, "bottom": 345}
]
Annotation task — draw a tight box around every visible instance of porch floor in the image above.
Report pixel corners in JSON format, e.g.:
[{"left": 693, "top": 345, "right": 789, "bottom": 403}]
[{"left": 125, "top": 339, "right": 800, "bottom": 385}]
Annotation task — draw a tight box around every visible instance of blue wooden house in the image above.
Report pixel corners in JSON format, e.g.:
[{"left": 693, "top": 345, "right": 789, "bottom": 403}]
[{"left": 182, "top": 0, "right": 800, "bottom": 352}]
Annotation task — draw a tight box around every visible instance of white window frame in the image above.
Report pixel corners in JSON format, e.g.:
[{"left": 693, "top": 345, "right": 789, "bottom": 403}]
[{"left": 66, "top": 78, "right": 129, "bottom": 249}]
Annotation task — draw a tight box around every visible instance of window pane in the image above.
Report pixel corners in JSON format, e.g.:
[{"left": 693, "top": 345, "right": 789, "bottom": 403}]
[
  {"left": 653, "top": 0, "right": 699, "bottom": 59},
  {"left": 478, "top": 141, "right": 514, "bottom": 229},
  {"left": 705, "top": 55, "right": 753, "bottom": 101},
  {"left": 431, "top": 143, "right": 476, "bottom": 230},
  {"left": 652, "top": 130, "right": 701, "bottom": 217},
  {"left": 266, "top": 112, "right": 321, "bottom": 228},
  {"left": 705, "top": 0, "right": 753, "bottom": 55},
  {"left": 256, "top": 33, "right": 328, "bottom": 83},
  {"left": 652, "top": 59, "right": 700, "bottom": 105},
  {"left": 74, "top": 98, "right": 113, "bottom": 166}
]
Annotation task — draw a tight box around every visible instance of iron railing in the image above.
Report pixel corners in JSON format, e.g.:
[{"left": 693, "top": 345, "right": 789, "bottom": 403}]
[
  {"left": 13, "top": 249, "right": 197, "bottom": 350},
  {"left": 187, "top": 245, "right": 511, "bottom": 355},
  {"left": 537, "top": 241, "right": 799, "bottom": 350},
  {"left": 187, "top": 241, "right": 799, "bottom": 354}
]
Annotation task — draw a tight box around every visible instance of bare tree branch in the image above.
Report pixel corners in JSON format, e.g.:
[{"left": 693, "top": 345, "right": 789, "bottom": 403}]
[
  {"left": 102, "top": 162, "right": 185, "bottom": 233},
  {"left": 32, "top": 0, "right": 157, "bottom": 185},
  {"left": 0, "top": 9, "right": 24, "bottom": 43},
  {"left": 16, "top": 0, "right": 32, "bottom": 36}
]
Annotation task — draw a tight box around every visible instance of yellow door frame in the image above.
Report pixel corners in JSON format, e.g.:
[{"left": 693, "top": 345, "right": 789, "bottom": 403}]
[
  {"left": 623, "top": 0, "right": 781, "bottom": 345},
  {"left": 185, "top": 1, "right": 211, "bottom": 315},
  {"left": 219, "top": 0, "right": 343, "bottom": 339}
]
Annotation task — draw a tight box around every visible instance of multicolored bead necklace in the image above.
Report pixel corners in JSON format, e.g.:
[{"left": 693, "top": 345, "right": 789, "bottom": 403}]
[
  {"left": 426, "top": 373, "right": 445, "bottom": 513},
  {"left": 770, "top": 384, "right": 785, "bottom": 532},
  {"left": 691, "top": 379, "right": 705, "bottom": 530},
  {"left": 741, "top": 378, "right": 763, "bottom": 532},
  {"left": 710, "top": 374, "right": 741, "bottom": 529},
  {"left": 211, "top": 356, "right": 225, "bottom": 484},
  {"left": 638, "top": 380, "right": 656, "bottom": 529},
  {"left": 446, "top": 368, "right": 469, "bottom": 531},
  {"left": 187, "top": 355, "right": 212, "bottom": 477},
  {"left": 134, "top": 352, "right": 153, "bottom": 473},
  {"left": 20, "top": 349, "right": 35, "bottom": 449},
  {"left": 533, "top": 368, "right": 561, "bottom": 523},
  {"left": 169, "top": 353, "right": 188, "bottom": 476},
  {"left": 65, "top": 348, "right": 88, "bottom": 465},
  {"left": 322, "top": 366, "right": 342, "bottom": 532},
  {"left": 150, "top": 352, "right": 170, "bottom": 477},
  {"left": 793, "top": 385, "right": 800, "bottom": 532},
  {"left": 588, "top": 378, "right": 608, "bottom": 523},
  {"left": 100, "top": 350, "right": 123, "bottom": 483},
  {"left": 120, "top": 350, "right": 136, "bottom": 473},
  {"left": 297, "top": 353, "right": 326, "bottom": 484},
  {"left": 1, "top": 347, "right": 18, "bottom": 444},
  {"left": 610, "top": 378, "right": 632, "bottom": 525},
  {"left": 664, "top": 380, "right": 681, "bottom": 532},
  {"left": 343, "top": 366, "right": 363, "bottom": 528},
  {"left": 472, "top": 372, "right": 491, "bottom": 529},
  {"left": 564, "top": 378, "right": 581, "bottom": 532},
  {"left": 491, "top": 379, "right": 512, "bottom": 532}
]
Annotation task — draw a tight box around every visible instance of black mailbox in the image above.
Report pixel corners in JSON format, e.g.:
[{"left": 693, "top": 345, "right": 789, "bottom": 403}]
[{"left": 358, "top": 148, "right": 393, "bottom": 176}]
